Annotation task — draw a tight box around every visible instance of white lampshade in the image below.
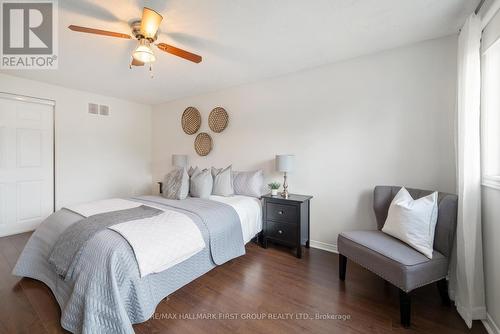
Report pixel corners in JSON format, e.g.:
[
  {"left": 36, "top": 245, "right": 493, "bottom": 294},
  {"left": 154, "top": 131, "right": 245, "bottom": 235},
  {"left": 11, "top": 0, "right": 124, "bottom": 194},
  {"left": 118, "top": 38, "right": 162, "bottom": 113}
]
[
  {"left": 133, "top": 40, "right": 156, "bottom": 63},
  {"left": 275, "top": 154, "right": 294, "bottom": 172},
  {"left": 172, "top": 154, "right": 188, "bottom": 168}
]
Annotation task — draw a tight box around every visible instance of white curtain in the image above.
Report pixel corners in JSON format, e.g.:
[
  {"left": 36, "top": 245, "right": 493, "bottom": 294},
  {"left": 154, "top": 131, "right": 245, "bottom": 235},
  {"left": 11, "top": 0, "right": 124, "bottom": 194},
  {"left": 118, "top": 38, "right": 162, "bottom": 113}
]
[{"left": 449, "top": 13, "right": 486, "bottom": 328}]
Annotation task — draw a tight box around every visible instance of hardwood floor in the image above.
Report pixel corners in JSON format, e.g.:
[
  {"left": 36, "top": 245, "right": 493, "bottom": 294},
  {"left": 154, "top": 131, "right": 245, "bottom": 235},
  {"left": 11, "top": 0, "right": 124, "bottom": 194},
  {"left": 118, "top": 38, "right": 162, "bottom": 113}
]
[{"left": 0, "top": 232, "right": 487, "bottom": 334}]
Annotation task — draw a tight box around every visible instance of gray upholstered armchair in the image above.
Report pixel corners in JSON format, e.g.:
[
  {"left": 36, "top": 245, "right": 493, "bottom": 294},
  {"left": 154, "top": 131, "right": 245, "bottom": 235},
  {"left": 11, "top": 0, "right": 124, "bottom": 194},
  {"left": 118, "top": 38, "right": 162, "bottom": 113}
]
[{"left": 337, "top": 186, "right": 458, "bottom": 328}]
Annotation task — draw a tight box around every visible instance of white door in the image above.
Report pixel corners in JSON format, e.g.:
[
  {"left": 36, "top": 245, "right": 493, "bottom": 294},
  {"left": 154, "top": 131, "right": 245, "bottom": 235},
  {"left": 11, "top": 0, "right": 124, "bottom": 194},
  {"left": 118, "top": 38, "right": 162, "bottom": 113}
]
[{"left": 0, "top": 94, "right": 54, "bottom": 237}]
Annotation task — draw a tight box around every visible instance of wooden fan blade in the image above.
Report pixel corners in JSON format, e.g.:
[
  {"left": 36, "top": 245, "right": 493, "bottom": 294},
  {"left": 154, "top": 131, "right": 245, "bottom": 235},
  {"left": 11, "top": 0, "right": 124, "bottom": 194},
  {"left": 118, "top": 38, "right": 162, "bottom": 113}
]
[
  {"left": 156, "top": 43, "right": 202, "bottom": 63},
  {"left": 68, "top": 25, "right": 132, "bottom": 39},
  {"left": 131, "top": 58, "right": 145, "bottom": 66}
]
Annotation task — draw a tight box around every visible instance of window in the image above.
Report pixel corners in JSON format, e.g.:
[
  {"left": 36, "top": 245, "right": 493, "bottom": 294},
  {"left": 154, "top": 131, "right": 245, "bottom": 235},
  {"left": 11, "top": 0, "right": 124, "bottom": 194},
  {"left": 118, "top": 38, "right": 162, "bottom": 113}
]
[{"left": 481, "top": 19, "right": 500, "bottom": 189}]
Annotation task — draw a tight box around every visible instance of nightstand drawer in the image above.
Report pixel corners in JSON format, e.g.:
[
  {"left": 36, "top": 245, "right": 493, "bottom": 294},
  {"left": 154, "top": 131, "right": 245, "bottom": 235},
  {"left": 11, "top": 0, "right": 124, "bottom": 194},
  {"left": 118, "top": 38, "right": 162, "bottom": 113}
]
[
  {"left": 266, "top": 202, "right": 297, "bottom": 223},
  {"left": 265, "top": 221, "right": 297, "bottom": 244}
]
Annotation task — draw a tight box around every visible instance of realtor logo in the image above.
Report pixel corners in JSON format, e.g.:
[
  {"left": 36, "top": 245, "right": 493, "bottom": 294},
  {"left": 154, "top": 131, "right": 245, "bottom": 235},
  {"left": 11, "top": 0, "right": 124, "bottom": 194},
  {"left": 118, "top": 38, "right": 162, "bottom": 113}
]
[{"left": 1, "top": 0, "right": 58, "bottom": 69}]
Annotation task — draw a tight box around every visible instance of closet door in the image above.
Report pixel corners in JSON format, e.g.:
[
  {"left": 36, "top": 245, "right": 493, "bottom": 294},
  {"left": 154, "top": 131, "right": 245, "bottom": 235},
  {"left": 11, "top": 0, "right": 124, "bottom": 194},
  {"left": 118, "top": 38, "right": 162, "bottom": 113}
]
[{"left": 0, "top": 95, "right": 54, "bottom": 237}]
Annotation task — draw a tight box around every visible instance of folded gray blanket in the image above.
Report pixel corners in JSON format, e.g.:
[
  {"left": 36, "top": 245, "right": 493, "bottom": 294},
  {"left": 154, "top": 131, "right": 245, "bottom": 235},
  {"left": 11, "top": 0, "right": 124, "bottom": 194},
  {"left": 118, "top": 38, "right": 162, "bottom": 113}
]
[{"left": 48, "top": 205, "right": 162, "bottom": 280}]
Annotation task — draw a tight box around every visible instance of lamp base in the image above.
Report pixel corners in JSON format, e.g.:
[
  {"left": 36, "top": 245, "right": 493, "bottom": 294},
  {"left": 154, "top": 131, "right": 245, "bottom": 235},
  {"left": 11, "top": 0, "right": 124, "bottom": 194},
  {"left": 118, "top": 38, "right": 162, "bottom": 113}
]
[{"left": 281, "top": 172, "right": 289, "bottom": 199}]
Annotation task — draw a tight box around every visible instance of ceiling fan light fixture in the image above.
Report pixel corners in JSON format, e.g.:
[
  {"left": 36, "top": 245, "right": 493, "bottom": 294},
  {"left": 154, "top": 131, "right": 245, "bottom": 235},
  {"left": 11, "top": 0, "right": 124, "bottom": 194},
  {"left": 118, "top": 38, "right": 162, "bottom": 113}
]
[
  {"left": 67, "top": 7, "right": 202, "bottom": 69},
  {"left": 133, "top": 40, "right": 156, "bottom": 63},
  {"left": 140, "top": 7, "right": 163, "bottom": 40}
]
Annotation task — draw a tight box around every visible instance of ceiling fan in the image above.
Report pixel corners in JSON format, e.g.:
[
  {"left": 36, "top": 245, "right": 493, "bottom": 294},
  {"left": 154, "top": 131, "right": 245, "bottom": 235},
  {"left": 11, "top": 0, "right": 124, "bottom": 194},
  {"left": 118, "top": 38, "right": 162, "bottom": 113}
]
[{"left": 68, "top": 7, "right": 202, "bottom": 74}]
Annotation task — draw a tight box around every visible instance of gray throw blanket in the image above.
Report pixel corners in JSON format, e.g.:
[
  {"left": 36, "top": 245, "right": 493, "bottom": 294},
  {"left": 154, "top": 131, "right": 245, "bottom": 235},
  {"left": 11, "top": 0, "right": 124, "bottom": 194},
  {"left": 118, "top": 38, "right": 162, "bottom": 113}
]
[{"left": 48, "top": 205, "right": 162, "bottom": 279}]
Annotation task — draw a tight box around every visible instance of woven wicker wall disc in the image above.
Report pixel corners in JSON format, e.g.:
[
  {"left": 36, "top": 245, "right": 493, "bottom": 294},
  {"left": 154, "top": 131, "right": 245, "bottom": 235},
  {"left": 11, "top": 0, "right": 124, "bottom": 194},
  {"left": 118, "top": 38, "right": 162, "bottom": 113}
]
[
  {"left": 194, "top": 132, "right": 213, "bottom": 156},
  {"left": 208, "top": 107, "right": 229, "bottom": 133},
  {"left": 181, "top": 107, "right": 201, "bottom": 135}
]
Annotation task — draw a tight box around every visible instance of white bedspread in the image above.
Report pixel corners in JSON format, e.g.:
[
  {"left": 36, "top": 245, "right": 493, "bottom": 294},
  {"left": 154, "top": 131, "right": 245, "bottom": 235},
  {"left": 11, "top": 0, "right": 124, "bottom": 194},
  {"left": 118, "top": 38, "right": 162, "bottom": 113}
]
[
  {"left": 64, "top": 198, "right": 205, "bottom": 278},
  {"left": 209, "top": 195, "right": 262, "bottom": 244},
  {"left": 65, "top": 198, "right": 142, "bottom": 217}
]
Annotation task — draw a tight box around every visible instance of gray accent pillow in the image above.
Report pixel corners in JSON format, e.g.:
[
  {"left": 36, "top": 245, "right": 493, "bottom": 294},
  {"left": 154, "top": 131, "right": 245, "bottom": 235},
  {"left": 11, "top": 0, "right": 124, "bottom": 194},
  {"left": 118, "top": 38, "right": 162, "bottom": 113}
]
[
  {"left": 188, "top": 166, "right": 196, "bottom": 177},
  {"left": 162, "top": 168, "right": 189, "bottom": 200},
  {"left": 211, "top": 165, "right": 234, "bottom": 196},
  {"left": 232, "top": 170, "right": 264, "bottom": 198},
  {"left": 190, "top": 168, "right": 213, "bottom": 198}
]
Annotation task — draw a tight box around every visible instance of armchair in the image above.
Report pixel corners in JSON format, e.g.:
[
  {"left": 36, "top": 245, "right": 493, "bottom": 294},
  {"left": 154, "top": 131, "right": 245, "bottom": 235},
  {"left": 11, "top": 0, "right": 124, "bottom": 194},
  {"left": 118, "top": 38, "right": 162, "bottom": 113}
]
[{"left": 337, "top": 186, "right": 458, "bottom": 327}]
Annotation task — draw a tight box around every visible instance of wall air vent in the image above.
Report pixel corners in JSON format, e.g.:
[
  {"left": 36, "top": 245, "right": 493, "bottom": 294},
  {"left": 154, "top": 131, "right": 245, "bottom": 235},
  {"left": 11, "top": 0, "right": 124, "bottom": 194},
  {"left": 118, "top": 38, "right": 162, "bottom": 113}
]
[
  {"left": 99, "top": 105, "right": 110, "bottom": 116},
  {"left": 88, "top": 103, "right": 98, "bottom": 114}
]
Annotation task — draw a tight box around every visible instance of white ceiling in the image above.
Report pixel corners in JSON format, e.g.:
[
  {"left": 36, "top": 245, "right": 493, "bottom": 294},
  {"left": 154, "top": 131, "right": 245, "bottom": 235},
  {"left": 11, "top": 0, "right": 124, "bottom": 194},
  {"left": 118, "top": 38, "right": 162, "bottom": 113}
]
[{"left": 2, "top": 0, "right": 478, "bottom": 105}]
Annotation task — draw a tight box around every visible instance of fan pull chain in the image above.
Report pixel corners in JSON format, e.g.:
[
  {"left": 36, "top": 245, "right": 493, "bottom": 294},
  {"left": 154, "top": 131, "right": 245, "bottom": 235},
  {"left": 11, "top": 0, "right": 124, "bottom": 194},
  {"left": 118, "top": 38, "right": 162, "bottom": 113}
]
[{"left": 149, "top": 64, "right": 154, "bottom": 78}]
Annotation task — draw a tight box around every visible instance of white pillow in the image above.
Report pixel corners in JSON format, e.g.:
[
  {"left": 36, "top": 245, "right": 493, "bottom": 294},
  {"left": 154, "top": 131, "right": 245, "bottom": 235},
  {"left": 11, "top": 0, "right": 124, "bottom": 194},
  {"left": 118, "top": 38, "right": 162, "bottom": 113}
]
[
  {"left": 190, "top": 168, "right": 213, "bottom": 198},
  {"left": 162, "top": 168, "right": 189, "bottom": 200},
  {"left": 211, "top": 165, "right": 234, "bottom": 196},
  {"left": 381, "top": 187, "right": 438, "bottom": 259},
  {"left": 232, "top": 170, "right": 264, "bottom": 198}
]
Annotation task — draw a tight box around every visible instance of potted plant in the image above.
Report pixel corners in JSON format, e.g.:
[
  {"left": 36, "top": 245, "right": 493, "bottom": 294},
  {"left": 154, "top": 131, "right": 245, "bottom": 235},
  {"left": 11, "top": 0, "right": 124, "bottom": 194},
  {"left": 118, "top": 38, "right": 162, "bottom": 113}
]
[{"left": 268, "top": 182, "right": 281, "bottom": 196}]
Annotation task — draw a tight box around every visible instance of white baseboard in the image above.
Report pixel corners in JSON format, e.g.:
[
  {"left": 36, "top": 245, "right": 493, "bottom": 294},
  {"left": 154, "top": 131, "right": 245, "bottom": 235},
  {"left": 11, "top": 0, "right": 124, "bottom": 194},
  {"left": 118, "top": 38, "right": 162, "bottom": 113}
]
[
  {"left": 309, "top": 240, "right": 338, "bottom": 253},
  {"left": 483, "top": 314, "right": 500, "bottom": 334},
  {"left": 0, "top": 221, "right": 39, "bottom": 238}
]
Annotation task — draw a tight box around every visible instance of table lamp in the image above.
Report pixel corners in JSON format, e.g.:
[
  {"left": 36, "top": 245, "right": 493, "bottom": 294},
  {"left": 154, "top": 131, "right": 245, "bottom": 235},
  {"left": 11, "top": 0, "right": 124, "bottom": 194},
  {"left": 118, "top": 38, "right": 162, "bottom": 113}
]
[{"left": 275, "top": 154, "right": 294, "bottom": 199}]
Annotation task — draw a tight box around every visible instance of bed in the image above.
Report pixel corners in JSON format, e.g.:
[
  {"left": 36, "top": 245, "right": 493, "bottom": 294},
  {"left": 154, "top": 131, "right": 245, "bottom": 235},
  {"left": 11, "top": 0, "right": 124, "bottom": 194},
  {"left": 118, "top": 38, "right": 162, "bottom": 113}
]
[{"left": 12, "top": 194, "right": 262, "bottom": 334}]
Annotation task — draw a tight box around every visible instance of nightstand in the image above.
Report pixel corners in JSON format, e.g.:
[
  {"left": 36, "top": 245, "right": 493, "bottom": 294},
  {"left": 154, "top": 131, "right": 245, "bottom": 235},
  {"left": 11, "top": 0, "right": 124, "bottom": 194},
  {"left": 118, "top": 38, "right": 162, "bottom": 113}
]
[{"left": 261, "top": 193, "right": 313, "bottom": 258}]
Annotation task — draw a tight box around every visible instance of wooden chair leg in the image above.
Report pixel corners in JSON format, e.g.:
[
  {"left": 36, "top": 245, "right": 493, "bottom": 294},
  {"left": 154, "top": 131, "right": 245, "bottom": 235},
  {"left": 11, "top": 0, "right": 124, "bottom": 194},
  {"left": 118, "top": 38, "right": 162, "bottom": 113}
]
[
  {"left": 339, "top": 254, "right": 347, "bottom": 281},
  {"left": 400, "top": 290, "right": 411, "bottom": 328},
  {"left": 437, "top": 278, "right": 451, "bottom": 306}
]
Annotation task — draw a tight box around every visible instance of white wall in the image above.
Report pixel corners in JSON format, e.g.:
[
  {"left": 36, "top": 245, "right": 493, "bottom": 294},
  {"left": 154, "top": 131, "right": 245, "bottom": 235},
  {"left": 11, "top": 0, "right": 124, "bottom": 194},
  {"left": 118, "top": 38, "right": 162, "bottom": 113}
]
[
  {"left": 0, "top": 73, "right": 152, "bottom": 211},
  {"left": 482, "top": 187, "right": 500, "bottom": 332},
  {"left": 152, "top": 35, "right": 458, "bottom": 251}
]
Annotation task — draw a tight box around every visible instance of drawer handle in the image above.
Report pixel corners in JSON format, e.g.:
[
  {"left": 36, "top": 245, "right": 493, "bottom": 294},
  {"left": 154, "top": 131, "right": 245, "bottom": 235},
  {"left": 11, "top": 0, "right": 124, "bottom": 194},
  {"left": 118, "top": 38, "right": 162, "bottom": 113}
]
[
  {"left": 278, "top": 230, "right": 283, "bottom": 235},
  {"left": 277, "top": 210, "right": 284, "bottom": 215}
]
